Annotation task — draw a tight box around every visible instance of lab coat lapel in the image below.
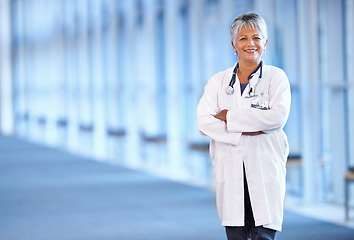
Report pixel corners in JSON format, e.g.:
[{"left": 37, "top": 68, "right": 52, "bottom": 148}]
[
  {"left": 248, "top": 69, "right": 261, "bottom": 91},
  {"left": 233, "top": 75, "right": 243, "bottom": 109}
]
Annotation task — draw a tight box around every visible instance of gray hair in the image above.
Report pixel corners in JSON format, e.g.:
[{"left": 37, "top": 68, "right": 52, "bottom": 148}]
[{"left": 230, "top": 13, "right": 268, "bottom": 44}]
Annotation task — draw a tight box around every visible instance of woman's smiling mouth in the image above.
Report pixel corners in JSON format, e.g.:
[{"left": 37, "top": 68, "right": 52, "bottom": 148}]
[{"left": 245, "top": 49, "right": 257, "bottom": 53}]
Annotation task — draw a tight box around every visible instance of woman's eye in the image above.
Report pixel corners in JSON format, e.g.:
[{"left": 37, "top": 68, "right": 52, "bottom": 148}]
[
  {"left": 254, "top": 37, "right": 261, "bottom": 40},
  {"left": 240, "top": 38, "right": 247, "bottom": 40}
]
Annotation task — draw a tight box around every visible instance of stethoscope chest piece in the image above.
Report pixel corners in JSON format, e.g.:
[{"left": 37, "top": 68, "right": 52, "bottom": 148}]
[{"left": 226, "top": 86, "right": 234, "bottom": 95}]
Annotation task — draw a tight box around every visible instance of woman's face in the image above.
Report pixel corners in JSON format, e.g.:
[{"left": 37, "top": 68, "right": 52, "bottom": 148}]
[{"left": 232, "top": 26, "right": 268, "bottom": 64}]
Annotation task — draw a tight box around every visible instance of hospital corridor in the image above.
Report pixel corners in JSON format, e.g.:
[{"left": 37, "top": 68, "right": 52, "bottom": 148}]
[
  {"left": 1, "top": 0, "right": 354, "bottom": 239},
  {"left": 1, "top": 135, "right": 354, "bottom": 240}
]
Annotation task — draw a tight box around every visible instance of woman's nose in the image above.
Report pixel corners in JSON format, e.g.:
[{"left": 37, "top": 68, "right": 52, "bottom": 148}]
[{"left": 247, "top": 39, "right": 255, "bottom": 45}]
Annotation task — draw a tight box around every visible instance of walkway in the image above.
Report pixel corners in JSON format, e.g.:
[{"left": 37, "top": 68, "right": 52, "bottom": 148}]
[{"left": 1, "top": 136, "right": 354, "bottom": 240}]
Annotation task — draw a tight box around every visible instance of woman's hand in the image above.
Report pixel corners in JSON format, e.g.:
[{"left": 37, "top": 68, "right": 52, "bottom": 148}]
[{"left": 214, "top": 109, "right": 228, "bottom": 121}]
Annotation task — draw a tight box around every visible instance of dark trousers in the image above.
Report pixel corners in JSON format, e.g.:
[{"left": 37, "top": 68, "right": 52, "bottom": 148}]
[{"left": 225, "top": 167, "right": 277, "bottom": 240}]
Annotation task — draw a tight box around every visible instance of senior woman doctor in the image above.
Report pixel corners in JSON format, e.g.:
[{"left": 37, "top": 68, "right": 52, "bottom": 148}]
[{"left": 197, "top": 13, "right": 291, "bottom": 240}]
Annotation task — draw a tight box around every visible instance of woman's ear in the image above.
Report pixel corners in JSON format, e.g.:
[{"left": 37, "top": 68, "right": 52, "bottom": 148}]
[
  {"left": 231, "top": 41, "right": 237, "bottom": 53},
  {"left": 264, "top": 39, "right": 268, "bottom": 48}
]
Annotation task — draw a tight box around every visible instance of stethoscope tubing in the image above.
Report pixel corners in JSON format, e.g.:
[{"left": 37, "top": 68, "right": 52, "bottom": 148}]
[{"left": 226, "top": 61, "right": 263, "bottom": 96}]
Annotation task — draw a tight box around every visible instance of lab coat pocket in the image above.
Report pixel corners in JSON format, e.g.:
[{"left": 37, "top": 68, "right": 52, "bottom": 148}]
[
  {"left": 276, "top": 130, "right": 289, "bottom": 160},
  {"left": 261, "top": 151, "right": 285, "bottom": 184},
  {"left": 213, "top": 157, "right": 225, "bottom": 183},
  {"left": 250, "top": 94, "right": 270, "bottom": 110}
]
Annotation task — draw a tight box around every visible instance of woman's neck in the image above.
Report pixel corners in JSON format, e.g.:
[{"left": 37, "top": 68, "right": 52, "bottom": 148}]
[{"left": 237, "top": 60, "right": 261, "bottom": 83}]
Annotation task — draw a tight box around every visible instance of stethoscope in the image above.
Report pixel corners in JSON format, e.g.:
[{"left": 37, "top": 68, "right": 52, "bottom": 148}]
[{"left": 226, "top": 61, "right": 263, "bottom": 98}]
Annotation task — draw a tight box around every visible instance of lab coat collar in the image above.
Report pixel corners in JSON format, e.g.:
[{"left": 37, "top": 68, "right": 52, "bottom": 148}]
[{"left": 248, "top": 61, "right": 263, "bottom": 89}]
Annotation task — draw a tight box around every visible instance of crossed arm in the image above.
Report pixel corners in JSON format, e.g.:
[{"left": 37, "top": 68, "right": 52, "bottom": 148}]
[{"left": 214, "top": 109, "right": 264, "bottom": 136}]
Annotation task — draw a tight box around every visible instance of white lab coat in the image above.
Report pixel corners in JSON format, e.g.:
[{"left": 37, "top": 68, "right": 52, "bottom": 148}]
[{"left": 197, "top": 62, "right": 291, "bottom": 231}]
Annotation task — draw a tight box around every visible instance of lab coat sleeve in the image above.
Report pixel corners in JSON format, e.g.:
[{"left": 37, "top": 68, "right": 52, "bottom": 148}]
[
  {"left": 226, "top": 69, "right": 291, "bottom": 133},
  {"left": 197, "top": 74, "right": 241, "bottom": 146}
]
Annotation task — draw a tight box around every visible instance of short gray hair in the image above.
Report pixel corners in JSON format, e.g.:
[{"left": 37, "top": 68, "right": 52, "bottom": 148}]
[{"left": 230, "top": 13, "right": 268, "bottom": 44}]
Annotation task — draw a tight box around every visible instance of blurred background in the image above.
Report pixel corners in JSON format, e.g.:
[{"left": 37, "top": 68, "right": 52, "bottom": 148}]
[{"left": 0, "top": 0, "right": 354, "bottom": 225}]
